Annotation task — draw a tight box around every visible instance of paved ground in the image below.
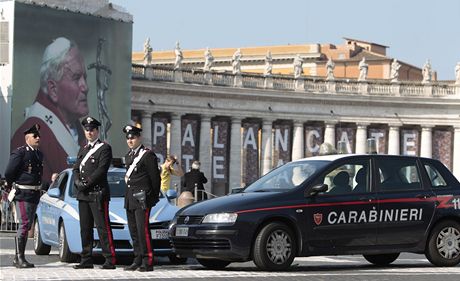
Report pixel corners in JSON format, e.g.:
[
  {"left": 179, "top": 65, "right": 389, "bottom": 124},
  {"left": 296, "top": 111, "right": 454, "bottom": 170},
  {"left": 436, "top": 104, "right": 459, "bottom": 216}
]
[{"left": 1, "top": 233, "right": 460, "bottom": 281}]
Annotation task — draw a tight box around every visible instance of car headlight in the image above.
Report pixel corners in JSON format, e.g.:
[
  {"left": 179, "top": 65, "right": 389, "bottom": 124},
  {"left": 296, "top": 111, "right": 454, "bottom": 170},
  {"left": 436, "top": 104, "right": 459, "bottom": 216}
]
[{"left": 202, "top": 213, "right": 238, "bottom": 224}]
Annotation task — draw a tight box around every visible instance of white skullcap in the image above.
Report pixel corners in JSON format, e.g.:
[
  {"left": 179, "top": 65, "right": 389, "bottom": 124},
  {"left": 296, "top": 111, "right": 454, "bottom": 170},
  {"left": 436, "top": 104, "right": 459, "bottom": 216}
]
[{"left": 42, "top": 37, "right": 71, "bottom": 64}]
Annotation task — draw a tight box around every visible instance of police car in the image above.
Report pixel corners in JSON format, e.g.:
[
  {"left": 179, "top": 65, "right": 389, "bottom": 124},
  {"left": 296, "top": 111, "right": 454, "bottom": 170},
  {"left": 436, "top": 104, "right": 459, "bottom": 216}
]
[
  {"left": 33, "top": 167, "right": 185, "bottom": 263},
  {"left": 170, "top": 154, "right": 460, "bottom": 270}
]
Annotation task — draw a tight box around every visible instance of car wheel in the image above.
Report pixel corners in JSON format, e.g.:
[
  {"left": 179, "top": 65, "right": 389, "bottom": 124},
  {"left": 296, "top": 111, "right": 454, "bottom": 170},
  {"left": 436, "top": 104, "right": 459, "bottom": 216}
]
[
  {"left": 168, "top": 254, "right": 188, "bottom": 264},
  {"left": 196, "top": 258, "right": 231, "bottom": 269},
  {"left": 363, "top": 253, "right": 400, "bottom": 266},
  {"left": 425, "top": 220, "right": 460, "bottom": 267},
  {"left": 253, "top": 222, "right": 296, "bottom": 271},
  {"left": 33, "top": 219, "right": 51, "bottom": 255},
  {"left": 59, "top": 223, "right": 78, "bottom": 263}
]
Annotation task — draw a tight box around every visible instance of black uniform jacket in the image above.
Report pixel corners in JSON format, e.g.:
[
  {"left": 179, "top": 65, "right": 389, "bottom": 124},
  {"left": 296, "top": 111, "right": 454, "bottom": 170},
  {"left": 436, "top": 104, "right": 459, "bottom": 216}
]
[
  {"left": 73, "top": 140, "right": 112, "bottom": 202},
  {"left": 4, "top": 145, "right": 44, "bottom": 203},
  {"left": 183, "top": 169, "right": 208, "bottom": 193},
  {"left": 124, "top": 145, "right": 161, "bottom": 210}
]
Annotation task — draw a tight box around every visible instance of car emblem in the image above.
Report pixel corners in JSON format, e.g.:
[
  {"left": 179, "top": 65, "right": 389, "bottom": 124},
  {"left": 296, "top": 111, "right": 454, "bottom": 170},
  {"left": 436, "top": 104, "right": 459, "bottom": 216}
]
[
  {"left": 313, "top": 213, "right": 323, "bottom": 225},
  {"left": 184, "top": 216, "right": 190, "bottom": 224}
]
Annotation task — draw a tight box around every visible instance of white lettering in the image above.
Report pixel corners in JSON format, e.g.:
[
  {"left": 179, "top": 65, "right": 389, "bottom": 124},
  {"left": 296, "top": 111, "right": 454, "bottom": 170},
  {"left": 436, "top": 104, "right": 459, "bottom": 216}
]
[
  {"left": 243, "top": 127, "right": 257, "bottom": 149},
  {"left": 306, "top": 130, "right": 320, "bottom": 153},
  {"left": 358, "top": 210, "right": 367, "bottom": 223},
  {"left": 403, "top": 133, "right": 417, "bottom": 156},
  {"left": 182, "top": 154, "right": 194, "bottom": 172},
  {"left": 369, "top": 209, "right": 378, "bottom": 223},
  {"left": 370, "top": 132, "right": 384, "bottom": 153},
  {"left": 337, "top": 212, "right": 347, "bottom": 224},
  {"left": 339, "top": 131, "right": 352, "bottom": 153},
  {"left": 400, "top": 209, "right": 408, "bottom": 221},
  {"left": 213, "top": 126, "right": 225, "bottom": 148},
  {"left": 409, "top": 208, "right": 418, "bottom": 220},
  {"left": 275, "top": 128, "right": 288, "bottom": 151},
  {"left": 348, "top": 211, "right": 358, "bottom": 223},
  {"left": 153, "top": 122, "right": 165, "bottom": 145},
  {"left": 328, "top": 212, "right": 337, "bottom": 224},
  {"left": 384, "top": 209, "right": 393, "bottom": 222},
  {"left": 213, "top": 156, "right": 225, "bottom": 179},
  {"left": 182, "top": 124, "right": 195, "bottom": 147}
]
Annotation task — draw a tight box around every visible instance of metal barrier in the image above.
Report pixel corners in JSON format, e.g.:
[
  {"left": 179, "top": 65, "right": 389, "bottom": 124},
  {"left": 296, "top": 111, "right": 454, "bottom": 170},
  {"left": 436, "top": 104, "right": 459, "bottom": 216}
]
[{"left": 0, "top": 194, "right": 17, "bottom": 232}]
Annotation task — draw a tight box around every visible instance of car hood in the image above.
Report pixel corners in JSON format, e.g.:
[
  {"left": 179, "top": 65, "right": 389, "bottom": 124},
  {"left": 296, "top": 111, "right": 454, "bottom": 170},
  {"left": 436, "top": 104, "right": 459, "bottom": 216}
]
[
  {"left": 109, "top": 198, "right": 179, "bottom": 225},
  {"left": 178, "top": 191, "right": 282, "bottom": 216}
]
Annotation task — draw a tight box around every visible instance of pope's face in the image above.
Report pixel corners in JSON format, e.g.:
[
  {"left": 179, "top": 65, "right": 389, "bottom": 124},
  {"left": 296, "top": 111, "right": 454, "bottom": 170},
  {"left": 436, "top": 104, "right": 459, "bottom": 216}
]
[{"left": 50, "top": 47, "right": 89, "bottom": 122}]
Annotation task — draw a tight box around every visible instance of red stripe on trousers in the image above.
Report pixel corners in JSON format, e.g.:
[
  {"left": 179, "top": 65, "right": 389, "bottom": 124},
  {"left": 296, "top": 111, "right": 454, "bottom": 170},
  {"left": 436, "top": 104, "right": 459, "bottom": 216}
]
[
  {"left": 103, "top": 201, "right": 116, "bottom": 265},
  {"left": 144, "top": 207, "right": 153, "bottom": 266}
]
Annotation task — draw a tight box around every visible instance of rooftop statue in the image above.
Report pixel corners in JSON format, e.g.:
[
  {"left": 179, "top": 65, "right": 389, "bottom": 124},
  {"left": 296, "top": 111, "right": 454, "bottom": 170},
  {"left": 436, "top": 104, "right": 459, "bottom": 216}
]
[
  {"left": 390, "top": 59, "right": 401, "bottom": 82},
  {"left": 143, "top": 37, "right": 153, "bottom": 66},
  {"left": 174, "top": 41, "right": 183, "bottom": 70},
  {"left": 264, "top": 51, "right": 273, "bottom": 77},
  {"left": 422, "top": 59, "right": 432, "bottom": 84},
  {"left": 293, "top": 54, "right": 303, "bottom": 79},
  {"left": 358, "top": 57, "right": 368, "bottom": 81},
  {"left": 326, "top": 58, "right": 335, "bottom": 81},
  {"left": 232, "top": 48, "right": 242, "bottom": 75},
  {"left": 203, "top": 47, "right": 214, "bottom": 72}
]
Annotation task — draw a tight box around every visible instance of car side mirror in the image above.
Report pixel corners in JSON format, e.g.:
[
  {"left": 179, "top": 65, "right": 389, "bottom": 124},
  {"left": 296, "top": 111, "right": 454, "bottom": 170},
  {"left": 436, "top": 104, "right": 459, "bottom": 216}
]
[
  {"left": 305, "top": 183, "right": 328, "bottom": 198},
  {"left": 47, "top": 187, "right": 60, "bottom": 198},
  {"left": 165, "top": 189, "right": 177, "bottom": 199},
  {"left": 230, "top": 187, "right": 244, "bottom": 194}
]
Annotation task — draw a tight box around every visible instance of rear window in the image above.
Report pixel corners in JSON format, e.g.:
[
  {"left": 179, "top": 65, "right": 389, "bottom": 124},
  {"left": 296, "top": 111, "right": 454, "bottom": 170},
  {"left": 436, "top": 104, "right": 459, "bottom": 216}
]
[{"left": 376, "top": 158, "right": 422, "bottom": 191}]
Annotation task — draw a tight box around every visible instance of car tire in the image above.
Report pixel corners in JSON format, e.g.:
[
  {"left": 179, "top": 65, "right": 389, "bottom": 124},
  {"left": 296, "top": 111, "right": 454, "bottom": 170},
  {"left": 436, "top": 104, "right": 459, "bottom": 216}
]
[
  {"left": 59, "top": 223, "right": 78, "bottom": 263},
  {"left": 363, "top": 253, "right": 400, "bottom": 266},
  {"left": 425, "top": 220, "right": 460, "bottom": 267},
  {"left": 33, "top": 219, "right": 51, "bottom": 255},
  {"left": 253, "top": 222, "right": 297, "bottom": 271},
  {"left": 196, "top": 258, "right": 231, "bottom": 269},
  {"left": 168, "top": 254, "right": 188, "bottom": 264}
]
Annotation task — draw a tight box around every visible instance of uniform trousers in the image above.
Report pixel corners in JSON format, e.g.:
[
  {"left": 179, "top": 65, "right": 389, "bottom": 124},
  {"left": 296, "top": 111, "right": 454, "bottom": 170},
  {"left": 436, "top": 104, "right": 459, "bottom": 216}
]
[
  {"left": 126, "top": 207, "right": 153, "bottom": 266},
  {"left": 78, "top": 200, "right": 116, "bottom": 265},
  {"left": 14, "top": 201, "right": 37, "bottom": 238}
]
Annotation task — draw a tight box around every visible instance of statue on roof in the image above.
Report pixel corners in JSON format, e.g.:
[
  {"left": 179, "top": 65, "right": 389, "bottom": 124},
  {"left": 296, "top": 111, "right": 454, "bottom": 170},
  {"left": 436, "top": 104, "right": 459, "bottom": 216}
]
[
  {"left": 422, "top": 59, "right": 432, "bottom": 84},
  {"left": 203, "top": 47, "right": 214, "bottom": 72},
  {"left": 455, "top": 62, "right": 460, "bottom": 85},
  {"left": 264, "top": 51, "right": 273, "bottom": 77},
  {"left": 326, "top": 58, "right": 335, "bottom": 81},
  {"left": 143, "top": 37, "right": 153, "bottom": 66},
  {"left": 293, "top": 54, "right": 303, "bottom": 79},
  {"left": 232, "top": 48, "right": 242, "bottom": 75},
  {"left": 174, "top": 41, "right": 183, "bottom": 70},
  {"left": 358, "top": 57, "right": 368, "bottom": 81},
  {"left": 390, "top": 59, "right": 401, "bottom": 83}
]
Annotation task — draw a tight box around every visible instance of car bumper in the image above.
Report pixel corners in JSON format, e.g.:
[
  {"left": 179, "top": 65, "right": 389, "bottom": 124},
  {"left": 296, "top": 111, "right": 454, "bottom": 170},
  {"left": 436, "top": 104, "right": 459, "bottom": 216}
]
[{"left": 169, "top": 224, "right": 251, "bottom": 261}]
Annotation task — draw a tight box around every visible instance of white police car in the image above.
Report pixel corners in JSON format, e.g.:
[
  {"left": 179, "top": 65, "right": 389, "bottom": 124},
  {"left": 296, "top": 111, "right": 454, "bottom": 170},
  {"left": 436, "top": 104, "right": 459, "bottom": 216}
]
[
  {"left": 170, "top": 154, "right": 460, "bottom": 270},
  {"left": 33, "top": 166, "right": 185, "bottom": 263}
]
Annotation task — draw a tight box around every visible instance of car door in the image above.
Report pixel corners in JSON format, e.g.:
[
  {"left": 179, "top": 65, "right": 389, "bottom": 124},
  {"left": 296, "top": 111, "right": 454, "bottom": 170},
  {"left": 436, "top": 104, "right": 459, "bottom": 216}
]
[
  {"left": 374, "top": 156, "right": 436, "bottom": 246},
  {"left": 303, "top": 156, "right": 378, "bottom": 251}
]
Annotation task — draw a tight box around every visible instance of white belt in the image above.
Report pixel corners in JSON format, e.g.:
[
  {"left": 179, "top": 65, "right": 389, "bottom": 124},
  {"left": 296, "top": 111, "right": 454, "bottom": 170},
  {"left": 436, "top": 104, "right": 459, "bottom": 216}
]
[{"left": 15, "top": 184, "right": 41, "bottom": 191}]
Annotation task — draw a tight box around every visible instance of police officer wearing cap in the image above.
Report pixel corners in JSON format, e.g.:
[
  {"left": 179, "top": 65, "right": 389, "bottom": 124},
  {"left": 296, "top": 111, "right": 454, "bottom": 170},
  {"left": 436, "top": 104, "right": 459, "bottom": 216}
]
[
  {"left": 4, "top": 124, "right": 43, "bottom": 268},
  {"left": 123, "top": 125, "right": 160, "bottom": 272},
  {"left": 73, "top": 116, "right": 116, "bottom": 270}
]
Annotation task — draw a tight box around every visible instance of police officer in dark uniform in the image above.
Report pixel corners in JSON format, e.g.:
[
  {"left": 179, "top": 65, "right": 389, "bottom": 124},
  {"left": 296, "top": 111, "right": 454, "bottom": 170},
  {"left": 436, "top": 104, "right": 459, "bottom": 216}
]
[
  {"left": 4, "top": 124, "right": 43, "bottom": 268},
  {"left": 123, "top": 125, "right": 160, "bottom": 272},
  {"left": 73, "top": 116, "right": 116, "bottom": 270}
]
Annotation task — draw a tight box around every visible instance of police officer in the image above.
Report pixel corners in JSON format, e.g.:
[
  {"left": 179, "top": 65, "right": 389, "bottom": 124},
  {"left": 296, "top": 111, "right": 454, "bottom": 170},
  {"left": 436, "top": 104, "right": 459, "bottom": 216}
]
[
  {"left": 73, "top": 116, "right": 116, "bottom": 270},
  {"left": 123, "top": 125, "right": 160, "bottom": 272},
  {"left": 4, "top": 124, "right": 43, "bottom": 268}
]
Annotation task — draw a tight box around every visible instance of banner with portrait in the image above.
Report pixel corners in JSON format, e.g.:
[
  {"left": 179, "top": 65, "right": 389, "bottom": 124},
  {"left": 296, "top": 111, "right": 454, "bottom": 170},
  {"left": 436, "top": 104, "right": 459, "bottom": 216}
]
[
  {"left": 335, "top": 125, "right": 356, "bottom": 153},
  {"left": 211, "top": 119, "right": 230, "bottom": 195},
  {"left": 181, "top": 116, "right": 199, "bottom": 172},
  {"left": 433, "top": 128, "right": 453, "bottom": 169},
  {"left": 368, "top": 127, "right": 388, "bottom": 154},
  {"left": 151, "top": 116, "right": 169, "bottom": 164},
  {"left": 304, "top": 124, "right": 324, "bottom": 157},
  {"left": 400, "top": 128, "right": 420, "bottom": 156},
  {"left": 272, "top": 122, "right": 292, "bottom": 167}
]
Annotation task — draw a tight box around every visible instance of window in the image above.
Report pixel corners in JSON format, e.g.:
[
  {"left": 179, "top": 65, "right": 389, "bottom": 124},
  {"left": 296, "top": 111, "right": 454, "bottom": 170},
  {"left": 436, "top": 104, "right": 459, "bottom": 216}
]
[
  {"left": 320, "top": 161, "right": 369, "bottom": 195},
  {"left": 377, "top": 158, "right": 422, "bottom": 191},
  {"left": 424, "top": 164, "right": 447, "bottom": 188}
]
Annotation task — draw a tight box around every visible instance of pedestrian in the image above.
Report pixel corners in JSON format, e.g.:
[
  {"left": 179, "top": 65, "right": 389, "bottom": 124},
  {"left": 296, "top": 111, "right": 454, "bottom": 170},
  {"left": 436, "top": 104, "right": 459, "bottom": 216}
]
[
  {"left": 160, "top": 155, "right": 184, "bottom": 193},
  {"left": 123, "top": 125, "right": 161, "bottom": 272},
  {"left": 72, "top": 116, "right": 116, "bottom": 270},
  {"left": 4, "top": 124, "right": 43, "bottom": 268},
  {"left": 183, "top": 161, "right": 208, "bottom": 201}
]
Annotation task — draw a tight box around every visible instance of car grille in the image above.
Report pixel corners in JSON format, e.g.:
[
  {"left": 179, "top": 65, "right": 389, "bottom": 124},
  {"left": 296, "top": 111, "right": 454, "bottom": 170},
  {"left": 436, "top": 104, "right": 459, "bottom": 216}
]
[
  {"left": 172, "top": 238, "right": 230, "bottom": 250},
  {"left": 177, "top": 216, "right": 204, "bottom": 225}
]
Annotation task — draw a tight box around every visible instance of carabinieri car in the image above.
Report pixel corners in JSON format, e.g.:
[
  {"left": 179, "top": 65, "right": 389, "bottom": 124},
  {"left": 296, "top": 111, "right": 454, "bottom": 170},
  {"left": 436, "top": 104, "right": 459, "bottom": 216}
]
[
  {"left": 170, "top": 154, "right": 460, "bottom": 270},
  {"left": 33, "top": 166, "right": 185, "bottom": 263}
]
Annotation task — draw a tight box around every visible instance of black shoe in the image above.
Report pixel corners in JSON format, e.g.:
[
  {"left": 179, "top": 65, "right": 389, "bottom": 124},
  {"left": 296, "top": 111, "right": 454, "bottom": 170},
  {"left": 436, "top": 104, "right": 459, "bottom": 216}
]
[
  {"left": 100, "top": 262, "right": 116, "bottom": 270},
  {"left": 138, "top": 265, "right": 153, "bottom": 272},
  {"left": 73, "top": 263, "right": 94, "bottom": 269},
  {"left": 124, "top": 263, "right": 140, "bottom": 271}
]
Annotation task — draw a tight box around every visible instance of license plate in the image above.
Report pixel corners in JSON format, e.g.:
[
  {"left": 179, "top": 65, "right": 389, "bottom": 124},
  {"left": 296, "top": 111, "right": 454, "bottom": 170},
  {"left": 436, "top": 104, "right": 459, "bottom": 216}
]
[
  {"left": 151, "top": 229, "right": 169, "bottom": 240},
  {"left": 175, "top": 227, "right": 188, "bottom": 237}
]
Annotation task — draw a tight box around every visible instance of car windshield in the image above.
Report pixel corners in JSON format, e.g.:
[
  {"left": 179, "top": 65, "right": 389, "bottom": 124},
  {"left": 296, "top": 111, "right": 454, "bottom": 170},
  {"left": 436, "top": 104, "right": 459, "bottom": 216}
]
[{"left": 244, "top": 160, "right": 330, "bottom": 192}]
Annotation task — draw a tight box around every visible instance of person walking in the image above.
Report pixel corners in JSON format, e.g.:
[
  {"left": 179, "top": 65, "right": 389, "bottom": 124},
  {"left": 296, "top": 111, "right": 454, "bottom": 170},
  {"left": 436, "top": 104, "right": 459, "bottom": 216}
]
[
  {"left": 72, "top": 116, "right": 116, "bottom": 270},
  {"left": 4, "top": 124, "right": 43, "bottom": 268},
  {"left": 123, "top": 125, "right": 160, "bottom": 272},
  {"left": 183, "top": 161, "right": 208, "bottom": 201}
]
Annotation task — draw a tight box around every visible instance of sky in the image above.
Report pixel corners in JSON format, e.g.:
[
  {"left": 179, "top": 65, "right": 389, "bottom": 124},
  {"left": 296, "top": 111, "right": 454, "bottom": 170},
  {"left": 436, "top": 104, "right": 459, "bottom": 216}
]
[{"left": 110, "top": 0, "right": 460, "bottom": 80}]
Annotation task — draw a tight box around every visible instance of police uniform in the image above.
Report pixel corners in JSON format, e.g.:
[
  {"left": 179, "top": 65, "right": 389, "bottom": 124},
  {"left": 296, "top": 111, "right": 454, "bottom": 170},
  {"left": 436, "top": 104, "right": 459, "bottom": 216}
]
[
  {"left": 73, "top": 117, "right": 116, "bottom": 270},
  {"left": 123, "top": 125, "right": 160, "bottom": 272},
  {"left": 4, "top": 124, "right": 43, "bottom": 268}
]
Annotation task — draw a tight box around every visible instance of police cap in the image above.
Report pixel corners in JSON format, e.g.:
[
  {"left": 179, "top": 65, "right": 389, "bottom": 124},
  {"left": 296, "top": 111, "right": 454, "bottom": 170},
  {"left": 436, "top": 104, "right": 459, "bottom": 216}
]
[
  {"left": 122, "top": 125, "right": 142, "bottom": 139},
  {"left": 23, "top": 124, "right": 40, "bottom": 135},
  {"left": 81, "top": 116, "right": 101, "bottom": 130}
]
